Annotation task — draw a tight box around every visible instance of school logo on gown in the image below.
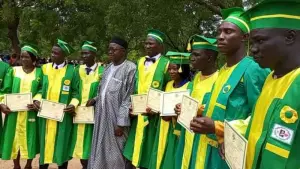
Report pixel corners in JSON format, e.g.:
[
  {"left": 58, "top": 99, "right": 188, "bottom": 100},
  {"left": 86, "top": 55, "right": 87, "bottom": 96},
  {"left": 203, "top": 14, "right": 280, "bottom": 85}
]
[
  {"left": 152, "top": 81, "right": 160, "bottom": 88},
  {"left": 64, "top": 80, "right": 71, "bottom": 85},
  {"left": 280, "top": 106, "right": 298, "bottom": 124},
  {"left": 222, "top": 85, "right": 231, "bottom": 93},
  {"left": 271, "top": 124, "right": 294, "bottom": 145}
]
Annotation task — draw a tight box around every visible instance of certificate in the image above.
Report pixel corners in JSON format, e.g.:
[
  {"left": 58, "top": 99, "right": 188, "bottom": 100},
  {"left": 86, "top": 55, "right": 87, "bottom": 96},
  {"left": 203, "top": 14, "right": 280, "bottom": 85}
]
[
  {"left": 38, "top": 99, "right": 66, "bottom": 122},
  {"left": 4, "top": 93, "right": 32, "bottom": 112},
  {"left": 161, "top": 90, "right": 189, "bottom": 116},
  {"left": 224, "top": 120, "right": 248, "bottom": 169},
  {"left": 146, "top": 88, "right": 163, "bottom": 113},
  {"left": 74, "top": 106, "right": 94, "bottom": 124},
  {"left": 177, "top": 95, "right": 198, "bottom": 133},
  {"left": 131, "top": 94, "right": 147, "bottom": 115}
]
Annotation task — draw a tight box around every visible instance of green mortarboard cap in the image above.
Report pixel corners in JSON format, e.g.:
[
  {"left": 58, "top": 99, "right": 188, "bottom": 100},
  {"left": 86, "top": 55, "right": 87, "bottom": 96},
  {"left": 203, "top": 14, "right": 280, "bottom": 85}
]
[
  {"left": 166, "top": 51, "right": 190, "bottom": 73},
  {"left": 190, "top": 35, "right": 218, "bottom": 52},
  {"left": 57, "top": 39, "right": 74, "bottom": 56},
  {"left": 147, "top": 29, "right": 166, "bottom": 43},
  {"left": 82, "top": 41, "right": 97, "bottom": 52},
  {"left": 221, "top": 7, "right": 250, "bottom": 33},
  {"left": 21, "top": 43, "right": 39, "bottom": 57},
  {"left": 243, "top": 0, "right": 300, "bottom": 30},
  {"left": 166, "top": 51, "right": 191, "bottom": 65}
]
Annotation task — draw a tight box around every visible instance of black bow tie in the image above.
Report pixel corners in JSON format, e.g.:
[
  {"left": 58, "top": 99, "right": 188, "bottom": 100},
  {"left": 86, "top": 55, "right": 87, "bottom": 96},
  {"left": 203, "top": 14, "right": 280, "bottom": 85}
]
[
  {"left": 86, "top": 67, "right": 92, "bottom": 75},
  {"left": 145, "top": 57, "right": 156, "bottom": 63}
]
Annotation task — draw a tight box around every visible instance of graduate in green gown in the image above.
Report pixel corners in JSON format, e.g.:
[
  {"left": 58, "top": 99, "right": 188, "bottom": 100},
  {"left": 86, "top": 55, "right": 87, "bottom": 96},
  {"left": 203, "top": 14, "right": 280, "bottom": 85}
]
[
  {"left": 148, "top": 51, "right": 191, "bottom": 169},
  {"left": 123, "top": 29, "right": 170, "bottom": 169},
  {"left": 0, "top": 60, "right": 11, "bottom": 157},
  {"left": 190, "top": 8, "right": 270, "bottom": 169},
  {"left": 174, "top": 35, "right": 219, "bottom": 169},
  {"left": 0, "top": 44, "right": 42, "bottom": 169},
  {"left": 34, "top": 39, "right": 80, "bottom": 169},
  {"left": 69, "top": 41, "right": 104, "bottom": 169},
  {"left": 239, "top": 1, "right": 300, "bottom": 168}
]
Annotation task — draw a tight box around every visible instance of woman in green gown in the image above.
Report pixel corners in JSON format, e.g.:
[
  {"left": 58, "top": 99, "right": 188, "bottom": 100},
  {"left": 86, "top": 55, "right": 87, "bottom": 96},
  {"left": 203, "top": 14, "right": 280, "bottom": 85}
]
[
  {"left": 0, "top": 44, "right": 42, "bottom": 169},
  {"left": 148, "top": 51, "right": 191, "bottom": 169}
]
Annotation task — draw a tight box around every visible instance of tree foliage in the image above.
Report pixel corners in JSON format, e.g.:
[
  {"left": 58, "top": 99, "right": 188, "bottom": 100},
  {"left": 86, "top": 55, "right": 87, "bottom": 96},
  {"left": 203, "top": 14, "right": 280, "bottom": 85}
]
[{"left": 0, "top": 0, "right": 255, "bottom": 64}]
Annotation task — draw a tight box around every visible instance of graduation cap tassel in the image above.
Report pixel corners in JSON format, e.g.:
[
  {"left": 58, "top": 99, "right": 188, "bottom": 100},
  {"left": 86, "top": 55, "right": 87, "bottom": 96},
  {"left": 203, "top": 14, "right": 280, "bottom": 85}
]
[
  {"left": 178, "top": 65, "right": 183, "bottom": 73},
  {"left": 186, "top": 42, "right": 191, "bottom": 52},
  {"left": 178, "top": 55, "right": 183, "bottom": 73}
]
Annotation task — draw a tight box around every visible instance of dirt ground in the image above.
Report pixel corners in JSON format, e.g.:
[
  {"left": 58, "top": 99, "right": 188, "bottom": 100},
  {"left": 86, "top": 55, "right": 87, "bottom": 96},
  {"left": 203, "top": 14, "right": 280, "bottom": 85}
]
[
  {"left": 1, "top": 114, "right": 82, "bottom": 169},
  {"left": 0, "top": 156, "right": 82, "bottom": 169}
]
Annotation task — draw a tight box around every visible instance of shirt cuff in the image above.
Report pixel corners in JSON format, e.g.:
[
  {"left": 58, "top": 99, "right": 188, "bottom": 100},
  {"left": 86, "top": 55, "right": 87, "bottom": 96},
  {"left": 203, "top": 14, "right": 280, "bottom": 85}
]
[
  {"left": 69, "top": 98, "right": 80, "bottom": 108},
  {"left": 215, "top": 121, "right": 224, "bottom": 144},
  {"left": 197, "top": 104, "right": 206, "bottom": 116},
  {"left": 33, "top": 94, "right": 42, "bottom": 102},
  {"left": 117, "top": 117, "right": 130, "bottom": 127}
]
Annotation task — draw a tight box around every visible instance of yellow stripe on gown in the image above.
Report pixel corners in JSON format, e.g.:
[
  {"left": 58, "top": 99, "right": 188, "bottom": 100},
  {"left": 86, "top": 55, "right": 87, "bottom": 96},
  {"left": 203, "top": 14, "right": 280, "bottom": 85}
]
[
  {"left": 156, "top": 80, "right": 189, "bottom": 169},
  {"left": 194, "top": 65, "right": 236, "bottom": 169},
  {"left": 132, "top": 57, "right": 161, "bottom": 165},
  {"left": 72, "top": 65, "right": 98, "bottom": 158},
  {"left": 44, "top": 66, "right": 67, "bottom": 163},
  {"left": 10, "top": 68, "right": 36, "bottom": 159},
  {"left": 174, "top": 71, "right": 218, "bottom": 169}
]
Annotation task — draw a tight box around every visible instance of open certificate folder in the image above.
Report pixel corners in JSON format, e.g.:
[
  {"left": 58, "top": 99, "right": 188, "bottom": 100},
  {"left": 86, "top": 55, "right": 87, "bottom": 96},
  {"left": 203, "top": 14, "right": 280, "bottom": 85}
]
[
  {"left": 4, "top": 93, "right": 32, "bottom": 112},
  {"left": 74, "top": 106, "right": 95, "bottom": 124},
  {"left": 38, "top": 99, "right": 66, "bottom": 122},
  {"left": 131, "top": 94, "right": 147, "bottom": 115},
  {"left": 161, "top": 90, "right": 189, "bottom": 116},
  {"left": 177, "top": 95, "right": 199, "bottom": 133},
  {"left": 224, "top": 120, "right": 248, "bottom": 169},
  {"left": 146, "top": 88, "right": 164, "bottom": 113}
]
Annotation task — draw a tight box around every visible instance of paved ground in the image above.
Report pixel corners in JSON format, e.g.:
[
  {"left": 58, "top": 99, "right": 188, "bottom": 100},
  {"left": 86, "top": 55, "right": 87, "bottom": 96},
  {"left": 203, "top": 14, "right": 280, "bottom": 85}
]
[{"left": 0, "top": 156, "right": 82, "bottom": 169}]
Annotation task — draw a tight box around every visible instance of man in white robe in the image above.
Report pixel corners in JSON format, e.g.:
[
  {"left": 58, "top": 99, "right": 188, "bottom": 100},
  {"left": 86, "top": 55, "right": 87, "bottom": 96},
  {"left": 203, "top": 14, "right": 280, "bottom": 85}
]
[{"left": 88, "top": 37, "right": 136, "bottom": 169}]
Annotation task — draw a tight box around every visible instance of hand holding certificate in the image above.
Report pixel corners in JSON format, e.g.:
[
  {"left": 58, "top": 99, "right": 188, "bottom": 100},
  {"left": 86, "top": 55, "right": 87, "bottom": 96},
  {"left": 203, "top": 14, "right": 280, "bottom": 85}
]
[
  {"left": 4, "top": 93, "right": 32, "bottom": 112},
  {"left": 224, "top": 120, "right": 248, "bottom": 169},
  {"left": 131, "top": 94, "right": 147, "bottom": 115},
  {"left": 161, "top": 90, "right": 189, "bottom": 116},
  {"left": 177, "top": 95, "right": 199, "bottom": 133},
  {"left": 38, "top": 99, "right": 66, "bottom": 122},
  {"left": 146, "top": 88, "right": 163, "bottom": 113},
  {"left": 74, "top": 106, "right": 94, "bottom": 124}
]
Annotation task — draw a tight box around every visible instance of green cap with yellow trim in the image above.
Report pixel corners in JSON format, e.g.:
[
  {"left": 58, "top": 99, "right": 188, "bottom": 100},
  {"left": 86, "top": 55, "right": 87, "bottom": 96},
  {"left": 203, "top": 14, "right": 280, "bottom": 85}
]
[
  {"left": 147, "top": 29, "right": 166, "bottom": 43},
  {"left": 243, "top": 0, "right": 300, "bottom": 30},
  {"left": 57, "top": 39, "right": 74, "bottom": 56},
  {"left": 187, "top": 35, "right": 218, "bottom": 52},
  {"left": 221, "top": 7, "right": 250, "bottom": 33},
  {"left": 166, "top": 51, "right": 191, "bottom": 65},
  {"left": 21, "top": 43, "right": 39, "bottom": 57},
  {"left": 82, "top": 41, "right": 97, "bottom": 52}
]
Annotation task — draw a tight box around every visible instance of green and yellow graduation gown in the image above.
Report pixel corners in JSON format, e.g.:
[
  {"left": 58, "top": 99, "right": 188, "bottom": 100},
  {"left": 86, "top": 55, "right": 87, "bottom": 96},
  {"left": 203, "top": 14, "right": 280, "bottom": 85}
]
[
  {"left": 175, "top": 71, "right": 218, "bottom": 169},
  {"left": 39, "top": 63, "right": 80, "bottom": 165},
  {"left": 149, "top": 80, "right": 190, "bottom": 169},
  {"left": 200, "top": 57, "right": 269, "bottom": 169},
  {"left": 69, "top": 64, "right": 104, "bottom": 159},
  {"left": 0, "top": 61, "right": 11, "bottom": 157},
  {"left": 1, "top": 66, "right": 42, "bottom": 160},
  {"left": 123, "top": 56, "right": 169, "bottom": 168},
  {"left": 246, "top": 69, "right": 300, "bottom": 169}
]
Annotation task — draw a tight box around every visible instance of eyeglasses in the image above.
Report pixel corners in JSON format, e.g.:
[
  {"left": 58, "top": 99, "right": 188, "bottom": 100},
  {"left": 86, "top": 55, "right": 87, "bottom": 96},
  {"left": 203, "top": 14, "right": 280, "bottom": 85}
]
[{"left": 108, "top": 47, "right": 124, "bottom": 52}]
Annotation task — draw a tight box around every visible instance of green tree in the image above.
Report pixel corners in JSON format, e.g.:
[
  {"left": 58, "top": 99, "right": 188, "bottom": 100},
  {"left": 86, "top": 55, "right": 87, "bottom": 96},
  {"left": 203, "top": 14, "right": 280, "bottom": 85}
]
[{"left": 0, "top": 0, "right": 255, "bottom": 62}]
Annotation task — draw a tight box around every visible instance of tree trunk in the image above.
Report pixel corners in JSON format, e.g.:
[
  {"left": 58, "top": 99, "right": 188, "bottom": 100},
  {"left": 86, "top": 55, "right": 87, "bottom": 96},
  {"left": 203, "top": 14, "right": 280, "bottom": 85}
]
[{"left": 7, "top": 15, "right": 20, "bottom": 56}]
